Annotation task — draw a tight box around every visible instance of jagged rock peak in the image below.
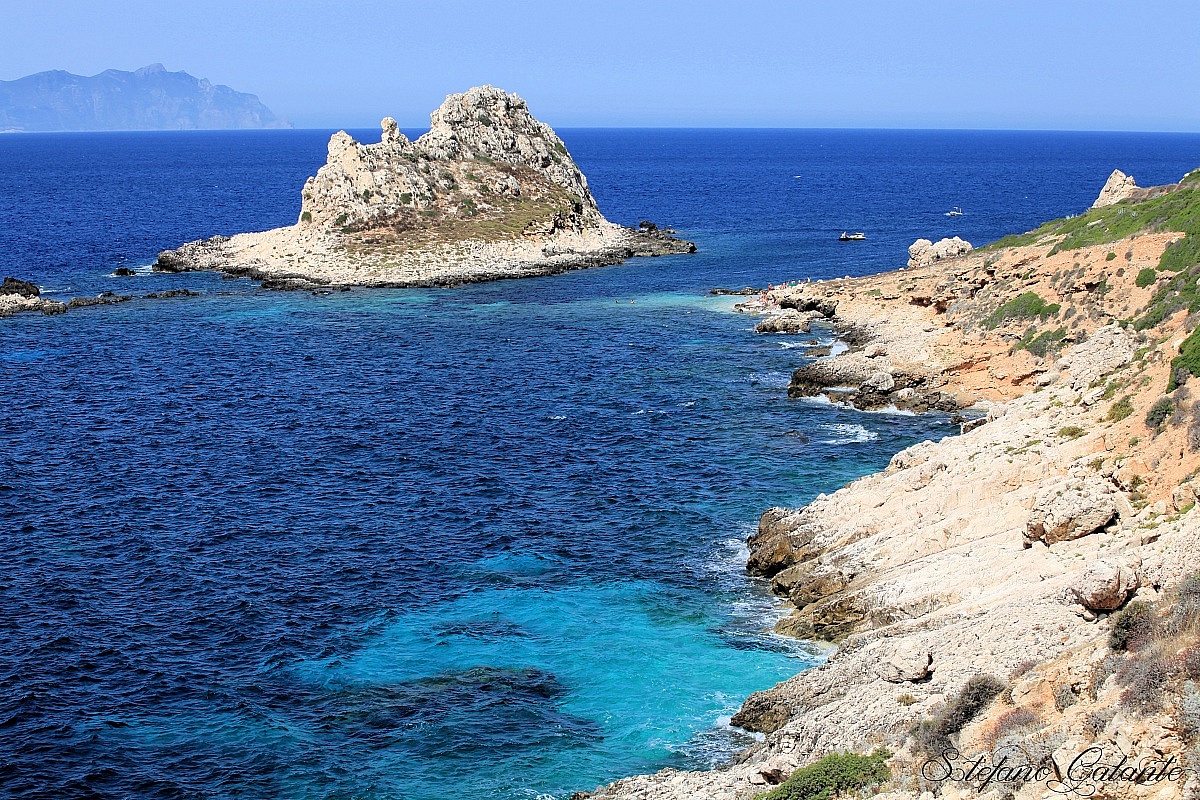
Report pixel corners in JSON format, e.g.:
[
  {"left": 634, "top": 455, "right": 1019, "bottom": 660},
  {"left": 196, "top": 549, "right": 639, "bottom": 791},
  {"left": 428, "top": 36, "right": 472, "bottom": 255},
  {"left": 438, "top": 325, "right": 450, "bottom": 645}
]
[
  {"left": 299, "top": 86, "right": 601, "bottom": 232},
  {"left": 1091, "top": 168, "right": 1139, "bottom": 208}
]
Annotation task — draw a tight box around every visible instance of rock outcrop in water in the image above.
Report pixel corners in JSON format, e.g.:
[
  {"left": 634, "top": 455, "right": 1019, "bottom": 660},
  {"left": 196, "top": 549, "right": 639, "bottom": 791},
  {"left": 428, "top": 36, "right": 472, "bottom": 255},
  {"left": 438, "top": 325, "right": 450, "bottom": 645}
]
[
  {"left": 155, "top": 86, "right": 694, "bottom": 289},
  {"left": 0, "top": 276, "right": 64, "bottom": 317}
]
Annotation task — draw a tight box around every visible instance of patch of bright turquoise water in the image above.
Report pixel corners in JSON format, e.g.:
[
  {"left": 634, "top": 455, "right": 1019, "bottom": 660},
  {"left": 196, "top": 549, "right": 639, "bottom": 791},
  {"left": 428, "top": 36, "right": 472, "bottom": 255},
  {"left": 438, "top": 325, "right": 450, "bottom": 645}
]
[{"left": 2, "top": 129, "right": 1199, "bottom": 799}]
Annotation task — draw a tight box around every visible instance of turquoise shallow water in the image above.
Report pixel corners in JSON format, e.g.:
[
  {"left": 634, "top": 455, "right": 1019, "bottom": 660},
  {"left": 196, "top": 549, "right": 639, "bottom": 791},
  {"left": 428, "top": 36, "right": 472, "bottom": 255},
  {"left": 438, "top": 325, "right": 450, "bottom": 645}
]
[{"left": 2, "top": 129, "right": 1199, "bottom": 799}]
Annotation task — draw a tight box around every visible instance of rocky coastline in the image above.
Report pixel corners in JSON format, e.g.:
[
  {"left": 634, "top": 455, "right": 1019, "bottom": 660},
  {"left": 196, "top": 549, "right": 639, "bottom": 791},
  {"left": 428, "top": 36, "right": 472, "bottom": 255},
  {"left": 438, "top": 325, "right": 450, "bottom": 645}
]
[
  {"left": 582, "top": 169, "right": 1200, "bottom": 800},
  {"left": 0, "top": 275, "right": 201, "bottom": 319},
  {"left": 154, "top": 86, "right": 695, "bottom": 289}
]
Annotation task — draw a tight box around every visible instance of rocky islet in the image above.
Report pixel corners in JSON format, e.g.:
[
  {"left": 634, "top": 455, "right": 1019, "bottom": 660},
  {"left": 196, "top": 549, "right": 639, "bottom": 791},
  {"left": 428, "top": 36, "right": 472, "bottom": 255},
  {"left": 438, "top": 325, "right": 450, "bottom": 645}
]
[{"left": 153, "top": 86, "right": 695, "bottom": 290}]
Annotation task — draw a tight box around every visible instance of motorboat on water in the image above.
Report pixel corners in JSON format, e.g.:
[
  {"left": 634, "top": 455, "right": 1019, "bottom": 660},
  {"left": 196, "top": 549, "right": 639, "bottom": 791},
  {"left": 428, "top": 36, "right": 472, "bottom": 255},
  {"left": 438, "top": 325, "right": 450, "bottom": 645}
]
[
  {"left": 945, "top": 207, "right": 964, "bottom": 217},
  {"left": 839, "top": 231, "right": 866, "bottom": 241}
]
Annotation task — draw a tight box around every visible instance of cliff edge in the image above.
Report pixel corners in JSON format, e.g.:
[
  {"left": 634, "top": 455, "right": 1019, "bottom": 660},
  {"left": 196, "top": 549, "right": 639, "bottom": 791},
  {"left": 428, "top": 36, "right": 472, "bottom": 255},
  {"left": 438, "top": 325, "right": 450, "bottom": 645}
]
[{"left": 155, "top": 86, "right": 693, "bottom": 289}]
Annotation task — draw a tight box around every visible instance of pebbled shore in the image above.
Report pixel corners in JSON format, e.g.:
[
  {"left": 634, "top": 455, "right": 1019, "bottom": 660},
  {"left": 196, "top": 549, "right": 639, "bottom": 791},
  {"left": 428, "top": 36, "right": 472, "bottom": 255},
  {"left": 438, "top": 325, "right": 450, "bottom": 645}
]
[{"left": 581, "top": 173, "right": 1200, "bottom": 800}]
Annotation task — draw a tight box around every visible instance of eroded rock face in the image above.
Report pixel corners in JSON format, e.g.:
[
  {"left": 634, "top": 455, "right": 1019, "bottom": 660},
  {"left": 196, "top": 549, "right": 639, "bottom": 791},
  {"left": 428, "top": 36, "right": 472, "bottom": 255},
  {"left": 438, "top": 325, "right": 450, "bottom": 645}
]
[
  {"left": 1091, "top": 169, "right": 1138, "bottom": 208},
  {"left": 1073, "top": 559, "right": 1139, "bottom": 611},
  {"left": 907, "top": 237, "right": 973, "bottom": 270},
  {"left": 298, "top": 86, "right": 602, "bottom": 233},
  {"left": 1026, "top": 477, "right": 1120, "bottom": 544}
]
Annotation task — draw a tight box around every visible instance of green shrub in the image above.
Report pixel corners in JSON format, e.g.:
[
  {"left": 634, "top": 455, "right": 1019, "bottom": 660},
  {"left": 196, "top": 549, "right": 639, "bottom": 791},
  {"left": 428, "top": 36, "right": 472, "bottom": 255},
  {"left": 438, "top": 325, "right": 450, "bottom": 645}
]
[
  {"left": 1135, "top": 268, "right": 1158, "bottom": 288},
  {"left": 1134, "top": 263, "right": 1200, "bottom": 330},
  {"left": 758, "top": 749, "right": 890, "bottom": 800},
  {"left": 300, "top": 211, "right": 312, "bottom": 223},
  {"left": 1169, "top": 328, "right": 1200, "bottom": 390},
  {"left": 1054, "top": 684, "right": 1079, "bottom": 711},
  {"left": 1160, "top": 233, "right": 1200, "bottom": 273},
  {"left": 1059, "top": 425, "right": 1086, "bottom": 439},
  {"left": 476, "top": 113, "right": 494, "bottom": 127},
  {"left": 1117, "top": 655, "right": 1170, "bottom": 714},
  {"left": 1145, "top": 397, "right": 1175, "bottom": 430},
  {"left": 1184, "top": 647, "right": 1200, "bottom": 681},
  {"left": 992, "top": 707, "right": 1039, "bottom": 739},
  {"left": 1109, "top": 601, "right": 1153, "bottom": 651},
  {"left": 399, "top": 193, "right": 413, "bottom": 205},
  {"left": 1107, "top": 251, "right": 1118, "bottom": 261},
  {"left": 1017, "top": 327, "right": 1068, "bottom": 356},
  {"left": 912, "top": 674, "right": 1005, "bottom": 755},
  {"left": 1107, "top": 396, "right": 1134, "bottom": 422},
  {"left": 334, "top": 212, "right": 348, "bottom": 227},
  {"left": 983, "top": 293, "right": 1062, "bottom": 329}
]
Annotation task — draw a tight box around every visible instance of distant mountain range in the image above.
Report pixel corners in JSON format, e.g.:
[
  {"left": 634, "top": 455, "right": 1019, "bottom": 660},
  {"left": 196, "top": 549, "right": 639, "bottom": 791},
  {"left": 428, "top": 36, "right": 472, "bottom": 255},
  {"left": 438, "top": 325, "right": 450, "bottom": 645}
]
[{"left": 0, "top": 64, "right": 289, "bottom": 132}]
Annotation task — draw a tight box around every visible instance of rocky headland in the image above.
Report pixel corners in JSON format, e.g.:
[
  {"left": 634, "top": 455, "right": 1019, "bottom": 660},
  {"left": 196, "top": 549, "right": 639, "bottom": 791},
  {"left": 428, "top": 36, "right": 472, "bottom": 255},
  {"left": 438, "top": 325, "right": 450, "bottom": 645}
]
[
  {"left": 154, "top": 86, "right": 694, "bottom": 289},
  {"left": 583, "top": 169, "right": 1200, "bottom": 800}
]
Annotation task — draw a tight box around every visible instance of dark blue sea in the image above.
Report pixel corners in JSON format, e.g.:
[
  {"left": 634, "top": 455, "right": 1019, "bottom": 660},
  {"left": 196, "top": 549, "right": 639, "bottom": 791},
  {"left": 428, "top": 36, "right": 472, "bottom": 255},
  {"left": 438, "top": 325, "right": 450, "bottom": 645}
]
[{"left": 2, "top": 128, "right": 1198, "bottom": 799}]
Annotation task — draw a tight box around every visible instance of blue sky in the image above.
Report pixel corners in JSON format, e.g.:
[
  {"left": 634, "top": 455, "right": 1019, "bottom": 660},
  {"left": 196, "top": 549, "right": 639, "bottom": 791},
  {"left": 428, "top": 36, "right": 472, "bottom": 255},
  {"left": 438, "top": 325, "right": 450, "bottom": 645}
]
[{"left": 3, "top": 0, "right": 1198, "bottom": 130}]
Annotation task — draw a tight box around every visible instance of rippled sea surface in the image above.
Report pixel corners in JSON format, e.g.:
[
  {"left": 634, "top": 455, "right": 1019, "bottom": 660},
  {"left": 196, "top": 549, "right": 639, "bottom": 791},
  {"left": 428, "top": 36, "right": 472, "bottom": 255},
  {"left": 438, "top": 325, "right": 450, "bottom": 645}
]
[{"left": 3, "top": 129, "right": 1199, "bottom": 799}]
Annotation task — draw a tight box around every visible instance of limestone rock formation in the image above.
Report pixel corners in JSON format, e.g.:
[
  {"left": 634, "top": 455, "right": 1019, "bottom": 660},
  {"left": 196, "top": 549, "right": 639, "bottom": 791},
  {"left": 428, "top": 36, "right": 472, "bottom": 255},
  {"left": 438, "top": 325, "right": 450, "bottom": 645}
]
[
  {"left": 298, "top": 86, "right": 601, "bottom": 233},
  {"left": 906, "top": 236, "right": 973, "bottom": 270},
  {"left": 155, "top": 86, "right": 694, "bottom": 289},
  {"left": 1091, "top": 169, "right": 1138, "bottom": 208}
]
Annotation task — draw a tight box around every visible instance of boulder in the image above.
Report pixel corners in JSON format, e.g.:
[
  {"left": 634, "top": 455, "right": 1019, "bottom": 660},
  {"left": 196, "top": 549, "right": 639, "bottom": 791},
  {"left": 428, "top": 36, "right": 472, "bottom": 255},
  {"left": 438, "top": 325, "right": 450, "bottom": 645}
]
[
  {"left": 875, "top": 642, "right": 933, "bottom": 683},
  {"left": 1026, "top": 478, "right": 1119, "bottom": 544},
  {"left": 730, "top": 692, "right": 793, "bottom": 734},
  {"left": 907, "top": 237, "right": 973, "bottom": 270},
  {"left": 778, "top": 295, "right": 838, "bottom": 318},
  {"left": 1073, "top": 559, "right": 1139, "bottom": 611},
  {"left": 862, "top": 370, "right": 895, "bottom": 393}
]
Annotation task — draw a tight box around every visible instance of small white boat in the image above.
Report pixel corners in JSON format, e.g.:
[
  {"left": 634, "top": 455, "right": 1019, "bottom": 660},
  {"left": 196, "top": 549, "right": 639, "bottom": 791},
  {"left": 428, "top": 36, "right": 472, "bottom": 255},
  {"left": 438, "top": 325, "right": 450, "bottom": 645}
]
[
  {"left": 839, "top": 231, "right": 866, "bottom": 241},
  {"left": 945, "top": 207, "right": 964, "bottom": 217}
]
